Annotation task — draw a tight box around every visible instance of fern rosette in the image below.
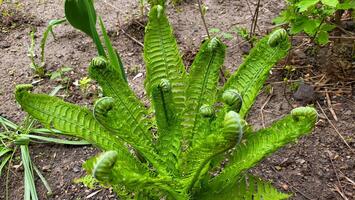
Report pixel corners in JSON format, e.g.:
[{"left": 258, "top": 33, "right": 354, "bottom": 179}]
[{"left": 15, "top": 0, "right": 318, "bottom": 199}]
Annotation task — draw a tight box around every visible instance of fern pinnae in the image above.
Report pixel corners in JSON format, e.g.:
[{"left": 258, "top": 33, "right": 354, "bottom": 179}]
[
  {"left": 181, "top": 37, "right": 226, "bottom": 147},
  {"left": 89, "top": 57, "right": 152, "bottom": 140},
  {"left": 203, "top": 107, "right": 318, "bottom": 193},
  {"left": 151, "top": 79, "right": 181, "bottom": 173},
  {"left": 144, "top": 5, "right": 186, "bottom": 113},
  {"left": 15, "top": 85, "right": 142, "bottom": 171},
  {"left": 222, "top": 29, "right": 290, "bottom": 118}
]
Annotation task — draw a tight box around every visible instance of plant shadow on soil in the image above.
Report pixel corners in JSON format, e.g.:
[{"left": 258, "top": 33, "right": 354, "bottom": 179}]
[{"left": 0, "top": 0, "right": 354, "bottom": 199}]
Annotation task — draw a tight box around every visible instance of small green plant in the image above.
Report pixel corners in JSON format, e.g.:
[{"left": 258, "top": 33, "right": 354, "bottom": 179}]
[
  {"left": 209, "top": 28, "right": 234, "bottom": 40},
  {"left": 0, "top": 91, "right": 89, "bottom": 200},
  {"left": 15, "top": 0, "right": 318, "bottom": 199},
  {"left": 50, "top": 66, "right": 72, "bottom": 81},
  {"left": 274, "top": 0, "right": 355, "bottom": 45},
  {"left": 27, "top": 19, "right": 66, "bottom": 77}
]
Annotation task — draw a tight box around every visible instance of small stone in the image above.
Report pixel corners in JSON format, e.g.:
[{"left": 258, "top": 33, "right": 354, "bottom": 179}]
[
  {"left": 73, "top": 166, "right": 81, "bottom": 173},
  {"left": 281, "top": 183, "right": 289, "bottom": 190},
  {"left": 344, "top": 110, "right": 352, "bottom": 115},
  {"left": 293, "top": 83, "right": 315, "bottom": 104},
  {"left": 297, "top": 159, "right": 306, "bottom": 164},
  {"left": 42, "top": 165, "right": 51, "bottom": 171},
  {"left": 275, "top": 166, "right": 282, "bottom": 171}
]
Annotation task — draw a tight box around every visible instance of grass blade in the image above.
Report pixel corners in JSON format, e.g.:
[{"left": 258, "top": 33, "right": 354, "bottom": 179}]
[
  {"left": 21, "top": 145, "right": 39, "bottom": 200},
  {"left": 40, "top": 18, "right": 66, "bottom": 63},
  {"left": 25, "top": 134, "right": 90, "bottom": 145},
  {"left": 33, "top": 164, "right": 52, "bottom": 196},
  {"left": 0, "top": 154, "right": 11, "bottom": 177}
]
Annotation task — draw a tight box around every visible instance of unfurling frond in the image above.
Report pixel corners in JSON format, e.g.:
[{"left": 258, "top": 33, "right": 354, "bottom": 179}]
[
  {"left": 179, "top": 111, "right": 247, "bottom": 191},
  {"left": 144, "top": 5, "right": 186, "bottom": 113},
  {"left": 89, "top": 57, "right": 152, "bottom": 144},
  {"left": 92, "top": 151, "right": 118, "bottom": 182},
  {"left": 223, "top": 29, "right": 290, "bottom": 118},
  {"left": 15, "top": 85, "right": 142, "bottom": 171},
  {"left": 152, "top": 79, "right": 181, "bottom": 173},
  {"left": 203, "top": 107, "right": 317, "bottom": 193},
  {"left": 181, "top": 37, "right": 226, "bottom": 146}
]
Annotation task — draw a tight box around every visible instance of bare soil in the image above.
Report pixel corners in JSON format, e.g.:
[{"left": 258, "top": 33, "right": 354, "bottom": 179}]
[{"left": 0, "top": 0, "right": 354, "bottom": 199}]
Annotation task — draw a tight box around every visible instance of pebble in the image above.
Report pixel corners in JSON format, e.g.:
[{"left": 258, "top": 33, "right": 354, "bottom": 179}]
[
  {"left": 293, "top": 83, "right": 315, "bottom": 104},
  {"left": 344, "top": 110, "right": 352, "bottom": 115},
  {"left": 73, "top": 166, "right": 81, "bottom": 173}
]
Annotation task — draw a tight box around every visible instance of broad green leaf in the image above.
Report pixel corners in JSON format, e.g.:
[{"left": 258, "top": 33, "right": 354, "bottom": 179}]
[
  {"left": 222, "top": 30, "right": 290, "bottom": 118},
  {"left": 203, "top": 107, "right": 318, "bottom": 193},
  {"left": 297, "top": 0, "right": 319, "bottom": 12},
  {"left": 337, "top": 0, "right": 355, "bottom": 9},
  {"left": 316, "top": 31, "right": 329, "bottom": 45},
  {"left": 321, "top": 0, "right": 338, "bottom": 7},
  {"left": 320, "top": 23, "right": 336, "bottom": 31},
  {"left": 64, "top": 0, "right": 105, "bottom": 56},
  {"left": 198, "top": 174, "right": 290, "bottom": 200},
  {"left": 144, "top": 5, "right": 186, "bottom": 113},
  {"left": 303, "top": 19, "right": 320, "bottom": 35}
]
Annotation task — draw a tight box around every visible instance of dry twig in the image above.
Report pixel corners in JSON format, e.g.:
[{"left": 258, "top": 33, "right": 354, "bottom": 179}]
[
  {"left": 260, "top": 87, "right": 273, "bottom": 128},
  {"left": 325, "top": 89, "right": 338, "bottom": 121}
]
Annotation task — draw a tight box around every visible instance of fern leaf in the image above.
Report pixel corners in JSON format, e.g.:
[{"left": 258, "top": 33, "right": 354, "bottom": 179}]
[
  {"left": 15, "top": 85, "right": 142, "bottom": 171},
  {"left": 84, "top": 151, "right": 187, "bottom": 200},
  {"left": 181, "top": 38, "right": 226, "bottom": 145},
  {"left": 89, "top": 57, "right": 152, "bottom": 143},
  {"left": 180, "top": 111, "right": 247, "bottom": 191},
  {"left": 203, "top": 107, "right": 317, "bottom": 193},
  {"left": 144, "top": 5, "right": 186, "bottom": 113},
  {"left": 151, "top": 79, "right": 181, "bottom": 172},
  {"left": 223, "top": 30, "right": 290, "bottom": 118},
  {"left": 197, "top": 174, "right": 290, "bottom": 200}
]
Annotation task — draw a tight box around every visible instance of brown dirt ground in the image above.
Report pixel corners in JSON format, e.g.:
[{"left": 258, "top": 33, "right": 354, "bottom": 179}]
[{"left": 0, "top": 0, "right": 354, "bottom": 199}]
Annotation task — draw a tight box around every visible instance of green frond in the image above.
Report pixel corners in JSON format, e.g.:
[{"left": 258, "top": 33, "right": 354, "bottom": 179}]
[
  {"left": 15, "top": 85, "right": 142, "bottom": 171},
  {"left": 202, "top": 107, "right": 317, "bottom": 193},
  {"left": 196, "top": 174, "right": 290, "bottom": 200},
  {"left": 144, "top": 5, "right": 186, "bottom": 113},
  {"left": 89, "top": 57, "right": 152, "bottom": 143},
  {"left": 93, "top": 96, "right": 169, "bottom": 175},
  {"left": 181, "top": 38, "right": 226, "bottom": 145},
  {"left": 152, "top": 79, "right": 181, "bottom": 172},
  {"left": 222, "top": 29, "right": 290, "bottom": 118},
  {"left": 179, "top": 111, "right": 247, "bottom": 191},
  {"left": 84, "top": 151, "right": 187, "bottom": 200}
]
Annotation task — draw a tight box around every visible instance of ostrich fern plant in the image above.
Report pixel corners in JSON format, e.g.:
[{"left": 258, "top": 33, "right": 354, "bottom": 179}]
[{"left": 15, "top": 0, "right": 317, "bottom": 199}]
